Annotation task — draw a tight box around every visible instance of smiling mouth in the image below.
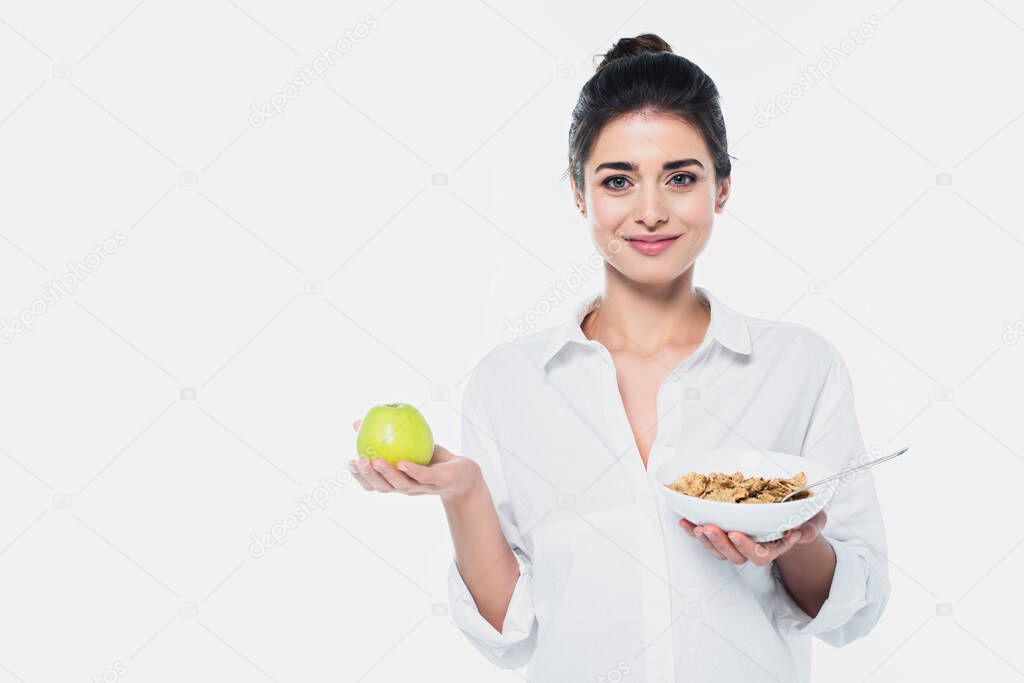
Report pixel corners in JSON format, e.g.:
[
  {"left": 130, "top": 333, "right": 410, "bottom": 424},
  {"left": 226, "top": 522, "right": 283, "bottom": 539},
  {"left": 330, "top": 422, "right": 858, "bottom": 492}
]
[
  {"left": 623, "top": 234, "right": 683, "bottom": 256},
  {"left": 623, "top": 235, "right": 683, "bottom": 243}
]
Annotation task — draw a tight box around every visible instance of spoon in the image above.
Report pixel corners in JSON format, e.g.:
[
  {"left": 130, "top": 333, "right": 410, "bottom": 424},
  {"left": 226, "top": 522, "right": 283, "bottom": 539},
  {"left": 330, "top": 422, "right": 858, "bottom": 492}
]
[{"left": 779, "top": 446, "right": 909, "bottom": 503}]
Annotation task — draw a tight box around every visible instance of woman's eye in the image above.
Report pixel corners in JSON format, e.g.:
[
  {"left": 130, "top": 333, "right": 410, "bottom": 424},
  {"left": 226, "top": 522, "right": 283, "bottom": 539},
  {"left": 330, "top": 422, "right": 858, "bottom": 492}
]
[
  {"left": 602, "top": 176, "right": 631, "bottom": 191},
  {"left": 669, "top": 173, "right": 696, "bottom": 187},
  {"left": 602, "top": 174, "right": 695, "bottom": 191}
]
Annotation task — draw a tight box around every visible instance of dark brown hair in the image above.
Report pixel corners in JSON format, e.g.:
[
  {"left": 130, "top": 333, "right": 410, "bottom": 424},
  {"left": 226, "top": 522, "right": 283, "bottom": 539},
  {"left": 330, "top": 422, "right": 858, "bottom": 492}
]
[{"left": 566, "top": 33, "right": 732, "bottom": 199}]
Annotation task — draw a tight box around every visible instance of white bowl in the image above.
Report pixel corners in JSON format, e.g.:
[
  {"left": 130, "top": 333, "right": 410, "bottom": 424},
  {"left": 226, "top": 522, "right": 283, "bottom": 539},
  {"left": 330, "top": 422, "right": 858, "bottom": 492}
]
[{"left": 653, "top": 449, "right": 838, "bottom": 542}]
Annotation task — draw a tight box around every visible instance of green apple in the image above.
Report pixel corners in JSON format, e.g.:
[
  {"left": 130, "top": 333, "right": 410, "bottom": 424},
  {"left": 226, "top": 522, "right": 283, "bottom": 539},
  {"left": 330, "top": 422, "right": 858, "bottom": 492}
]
[{"left": 356, "top": 403, "right": 434, "bottom": 465}]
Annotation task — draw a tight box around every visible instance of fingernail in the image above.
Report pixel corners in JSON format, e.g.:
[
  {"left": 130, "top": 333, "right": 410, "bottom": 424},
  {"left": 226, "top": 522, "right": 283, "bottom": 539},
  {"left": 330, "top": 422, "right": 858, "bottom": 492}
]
[
  {"left": 791, "top": 530, "right": 802, "bottom": 542},
  {"left": 728, "top": 532, "right": 741, "bottom": 544}
]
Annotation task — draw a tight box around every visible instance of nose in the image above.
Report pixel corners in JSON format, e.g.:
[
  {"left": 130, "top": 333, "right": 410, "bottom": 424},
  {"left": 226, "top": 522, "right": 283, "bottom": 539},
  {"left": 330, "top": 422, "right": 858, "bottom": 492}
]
[{"left": 633, "top": 187, "right": 668, "bottom": 227}]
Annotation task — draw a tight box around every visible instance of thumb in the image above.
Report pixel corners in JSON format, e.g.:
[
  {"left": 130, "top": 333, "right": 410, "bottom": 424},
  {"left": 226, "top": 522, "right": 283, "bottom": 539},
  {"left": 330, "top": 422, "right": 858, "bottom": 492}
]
[
  {"left": 806, "top": 509, "right": 827, "bottom": 537},
  {"left": 430, "top": 444, "right": 456, "bottom": 464},
  {"left": 794, "top": 513, "right": 825, "bottom": 544}
]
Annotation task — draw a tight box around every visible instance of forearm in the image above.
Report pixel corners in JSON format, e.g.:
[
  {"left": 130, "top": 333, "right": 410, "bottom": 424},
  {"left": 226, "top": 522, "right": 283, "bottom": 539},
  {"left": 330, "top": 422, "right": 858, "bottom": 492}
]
[
  {"left": 773, "top": 536, "right": 836, "bottom": 618},
  {"left": 442, "top": 475, "right": 520, "bottom": 633}
]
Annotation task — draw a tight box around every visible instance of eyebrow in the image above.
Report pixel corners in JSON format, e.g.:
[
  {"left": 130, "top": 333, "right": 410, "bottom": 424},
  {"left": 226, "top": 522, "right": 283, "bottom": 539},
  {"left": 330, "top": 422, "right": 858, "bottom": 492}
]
[{"left": 594, "top": 158, "right": 705, "bottom": 173}]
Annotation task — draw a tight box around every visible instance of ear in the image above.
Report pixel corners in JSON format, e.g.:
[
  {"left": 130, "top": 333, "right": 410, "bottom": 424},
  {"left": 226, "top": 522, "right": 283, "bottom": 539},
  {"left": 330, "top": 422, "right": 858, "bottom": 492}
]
[
  {"left": 569, "top": 177, "right": 585, "bottom": 216},
  {"left": 714, "top": 176, "right": 732, "bottom": 214}
]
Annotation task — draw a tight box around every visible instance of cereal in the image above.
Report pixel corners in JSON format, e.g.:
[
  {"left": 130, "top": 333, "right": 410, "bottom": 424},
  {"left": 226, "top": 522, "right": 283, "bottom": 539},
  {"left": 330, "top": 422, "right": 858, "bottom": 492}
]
[{"left": 665, "top": 470, "right": 810, "bottom": 503}]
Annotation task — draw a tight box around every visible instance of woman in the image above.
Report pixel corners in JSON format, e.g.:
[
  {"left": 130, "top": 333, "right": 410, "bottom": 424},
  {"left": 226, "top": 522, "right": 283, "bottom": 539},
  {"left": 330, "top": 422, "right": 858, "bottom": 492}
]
[{"left": 347, "top": 34, "right": 890, "bottom": 683}]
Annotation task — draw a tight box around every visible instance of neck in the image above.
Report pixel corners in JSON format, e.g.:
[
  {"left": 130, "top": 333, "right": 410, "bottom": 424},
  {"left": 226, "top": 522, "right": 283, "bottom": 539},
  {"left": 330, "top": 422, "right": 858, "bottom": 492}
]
[{"left": 581, "top": 265, "right": 709, "bottom": 355}]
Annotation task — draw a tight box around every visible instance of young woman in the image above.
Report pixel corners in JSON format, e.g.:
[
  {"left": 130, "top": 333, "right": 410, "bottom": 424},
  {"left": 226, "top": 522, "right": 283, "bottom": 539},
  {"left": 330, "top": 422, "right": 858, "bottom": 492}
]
[{"left": 347, "top": 34, "right": 890, "bottom": 683}]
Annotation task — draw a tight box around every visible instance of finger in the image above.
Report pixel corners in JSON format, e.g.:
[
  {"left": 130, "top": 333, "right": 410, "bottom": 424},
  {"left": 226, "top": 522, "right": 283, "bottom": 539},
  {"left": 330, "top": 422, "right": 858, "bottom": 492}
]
[
  {"left": 678, "top": 519, "right": 698, "bottom": 537},
  {"left": 349, "top": 469, "right": 375, "bottom": 491},
  {"left": 783, "top": 516, "right": 817, "bottom": 547},
  {"left": 728, "top": 531, "right": 779, "bottom": 566},
  {"left": 793, "top": 521, "right": 816, "bottom": 544},
  {"left": 679, "top": 520, "right": 720, "bottom": 557},
  {"left": 692, "top": 526, "right": 731, "bottom": 561},
  {"left": 763, "top": 529, "right": 804, "bottom": 560},
  {"left": 695, "top": 531, "right": 727, "bottom": 561},
  {"left": 346, "top": 460, "right": 375, "bottom": 490},
  {"left": 680, "top": 520, "right": 724, "bottom": 558},
  {"left": 701, "top": 525, "right": 746, "bottom": 564},
  {"left": 352, "top": 419, "right": 362, "bottom": 432},
  {"left": 779, "top": 529, "right": 804, "bottom": 554},
  {"left": 811, "top": 509, "right": 827, "bottom": 529},
  {"left": 802, "top": 510, "right": 827, "bottom": 539},
  {"left": 396, "top": 459, "right": 438, "bottom": 485},
  {"left": 790, "top": 511, "right": 823, "bottom": 540},
  {"left": 372, "top": 458, "right": 432, "bottom": 493},
  {"left": 355, "top": 459, "right": 395, "bottom": 492}
]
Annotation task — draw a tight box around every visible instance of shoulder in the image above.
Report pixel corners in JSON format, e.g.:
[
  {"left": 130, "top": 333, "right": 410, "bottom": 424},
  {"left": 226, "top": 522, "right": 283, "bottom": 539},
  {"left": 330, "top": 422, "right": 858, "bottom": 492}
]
[
  {"left": 461, "top": 322, "right": 566, "bottom": 412},
  {"left": 466, "top": 336, "right": 544, "bottom": 390},
  {"left": 744, "top": 313, "right": 843, "bottom": 374},
  {"left": 476, "top": 319, "right": 566, "bottom": 376}
]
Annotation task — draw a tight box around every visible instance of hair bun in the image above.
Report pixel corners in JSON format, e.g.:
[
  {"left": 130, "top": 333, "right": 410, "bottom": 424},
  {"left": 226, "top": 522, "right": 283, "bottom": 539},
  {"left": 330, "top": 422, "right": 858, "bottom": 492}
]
[{"left": 595, "top": 33, "right": 673, "bottom": 72}]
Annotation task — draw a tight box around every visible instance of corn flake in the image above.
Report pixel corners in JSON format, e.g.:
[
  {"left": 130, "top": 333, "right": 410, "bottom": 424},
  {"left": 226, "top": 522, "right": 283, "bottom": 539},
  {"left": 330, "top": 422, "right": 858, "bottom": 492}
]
[{"left": 665, "top": 470, "right": 810, "bottom": 504}]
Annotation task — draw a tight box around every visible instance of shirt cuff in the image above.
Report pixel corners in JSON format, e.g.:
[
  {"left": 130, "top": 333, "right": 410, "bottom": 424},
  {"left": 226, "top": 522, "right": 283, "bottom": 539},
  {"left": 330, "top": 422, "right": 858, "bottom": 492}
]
[
  {"left": 447, "top": 547, "right": 537, "bottom": 653},
  {"left": 772, "top": 535, "right": 869, "bottom": 636}
]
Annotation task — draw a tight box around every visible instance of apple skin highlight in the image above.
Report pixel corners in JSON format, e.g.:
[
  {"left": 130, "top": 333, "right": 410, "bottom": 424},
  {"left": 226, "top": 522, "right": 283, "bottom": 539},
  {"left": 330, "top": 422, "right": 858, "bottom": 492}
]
[{"left": 356, "top": 402, "right": 435, "bottom": 465}]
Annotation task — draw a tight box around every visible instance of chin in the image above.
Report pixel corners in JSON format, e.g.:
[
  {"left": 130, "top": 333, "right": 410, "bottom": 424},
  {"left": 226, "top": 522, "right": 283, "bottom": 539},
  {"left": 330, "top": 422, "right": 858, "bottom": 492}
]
[{"left": 616, "top": 262, "right": 690, "bottom": 285}]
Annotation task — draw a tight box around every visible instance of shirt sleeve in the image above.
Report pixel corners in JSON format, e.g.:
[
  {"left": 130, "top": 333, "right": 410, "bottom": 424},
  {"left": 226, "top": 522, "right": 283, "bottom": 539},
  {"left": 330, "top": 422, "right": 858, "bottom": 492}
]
[
  {"left": 772, "top": 342, "right": 892, "bottom": 647},
  {"left": 446, "top": 364, "right": 539, "bottom": 669}
]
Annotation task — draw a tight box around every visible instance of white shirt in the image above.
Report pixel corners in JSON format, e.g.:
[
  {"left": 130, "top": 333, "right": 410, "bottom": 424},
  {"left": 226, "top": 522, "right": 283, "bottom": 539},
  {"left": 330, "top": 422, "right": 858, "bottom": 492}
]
[{"left": 447, "top": 286, "right": 891, "bottom": 682}]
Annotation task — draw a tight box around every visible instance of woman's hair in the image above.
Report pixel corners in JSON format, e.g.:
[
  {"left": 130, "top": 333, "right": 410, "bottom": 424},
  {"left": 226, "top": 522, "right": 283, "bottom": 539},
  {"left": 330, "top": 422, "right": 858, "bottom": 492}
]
[{"left": 566, "top": 33, "right": 731, "bottom": 197}]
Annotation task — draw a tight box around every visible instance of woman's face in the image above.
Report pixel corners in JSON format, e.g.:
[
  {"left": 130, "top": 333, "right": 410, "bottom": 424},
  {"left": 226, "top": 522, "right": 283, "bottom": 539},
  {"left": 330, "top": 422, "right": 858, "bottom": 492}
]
[{"left": 572, "top": 111, "right": 730, "bottom": 285}]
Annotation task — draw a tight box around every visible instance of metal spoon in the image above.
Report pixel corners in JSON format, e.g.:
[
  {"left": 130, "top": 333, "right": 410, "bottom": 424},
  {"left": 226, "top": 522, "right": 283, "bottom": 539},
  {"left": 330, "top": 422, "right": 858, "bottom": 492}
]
[{"left": 779, "top": 446, "right": 909, "bottom": 503}]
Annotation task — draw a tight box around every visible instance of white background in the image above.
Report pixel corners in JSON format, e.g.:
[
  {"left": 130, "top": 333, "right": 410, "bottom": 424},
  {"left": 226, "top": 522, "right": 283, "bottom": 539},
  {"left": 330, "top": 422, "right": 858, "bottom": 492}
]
[{"left": 1, "top": 1, "right": 1022, "bottom": 681}]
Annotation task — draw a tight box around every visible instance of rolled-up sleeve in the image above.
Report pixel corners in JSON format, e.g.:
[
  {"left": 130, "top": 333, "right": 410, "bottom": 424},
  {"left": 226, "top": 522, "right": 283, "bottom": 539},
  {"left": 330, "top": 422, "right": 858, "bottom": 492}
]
[
  {"left": 446, "top": 366, "right": 538, "bottom": 669},
  {"left": 774, "top": 343, "right": 892, "bottom": 647}
]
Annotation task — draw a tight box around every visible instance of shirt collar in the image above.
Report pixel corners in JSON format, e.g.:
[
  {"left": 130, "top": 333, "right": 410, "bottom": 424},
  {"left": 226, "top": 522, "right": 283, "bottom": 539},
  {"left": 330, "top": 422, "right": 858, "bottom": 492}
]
[{"left": 538, "top": 285, "right": 752, "bottom": 371}]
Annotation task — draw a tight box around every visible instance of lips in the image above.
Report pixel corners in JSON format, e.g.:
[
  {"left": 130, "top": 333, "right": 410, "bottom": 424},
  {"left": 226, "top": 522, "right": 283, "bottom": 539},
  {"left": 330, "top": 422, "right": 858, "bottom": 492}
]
[
  {"left": 624, "top": 235, "right": 682, "bottom": 243},
  {"left": 624, "top": 234, "right": 681, "bottom": 255}
]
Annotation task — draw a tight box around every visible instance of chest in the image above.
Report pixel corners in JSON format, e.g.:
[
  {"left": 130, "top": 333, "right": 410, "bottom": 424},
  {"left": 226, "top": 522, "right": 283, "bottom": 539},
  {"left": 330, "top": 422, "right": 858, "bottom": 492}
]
[
  {"left": 610, "top": 343, "right": 704, "bottom": 469},
  {"left": 491, "top": 337, "right": 829, "bottom": 547}
]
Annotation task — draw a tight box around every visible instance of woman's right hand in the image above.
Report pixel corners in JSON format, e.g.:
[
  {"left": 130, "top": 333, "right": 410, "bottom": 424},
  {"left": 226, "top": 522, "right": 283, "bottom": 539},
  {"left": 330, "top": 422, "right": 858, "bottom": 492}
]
[{"left": 347, "top": 443, "right": 482, "bottom": 503}]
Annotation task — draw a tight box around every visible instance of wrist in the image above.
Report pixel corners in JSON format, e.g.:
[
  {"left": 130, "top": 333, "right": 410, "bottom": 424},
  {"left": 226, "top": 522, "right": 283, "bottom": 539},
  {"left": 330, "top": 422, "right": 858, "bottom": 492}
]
[
  {"left": 774, "top": 534, "right": 834, "bottom": 575},
  {"left": 441, "top": 463, "right": 486, "bottom": 507}
]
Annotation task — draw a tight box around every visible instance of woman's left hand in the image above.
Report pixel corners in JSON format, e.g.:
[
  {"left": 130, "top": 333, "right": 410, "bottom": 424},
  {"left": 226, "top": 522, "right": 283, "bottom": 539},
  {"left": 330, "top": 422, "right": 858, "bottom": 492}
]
[{"left": 678, "top": 510, "right": 827, "bottom": 566}]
